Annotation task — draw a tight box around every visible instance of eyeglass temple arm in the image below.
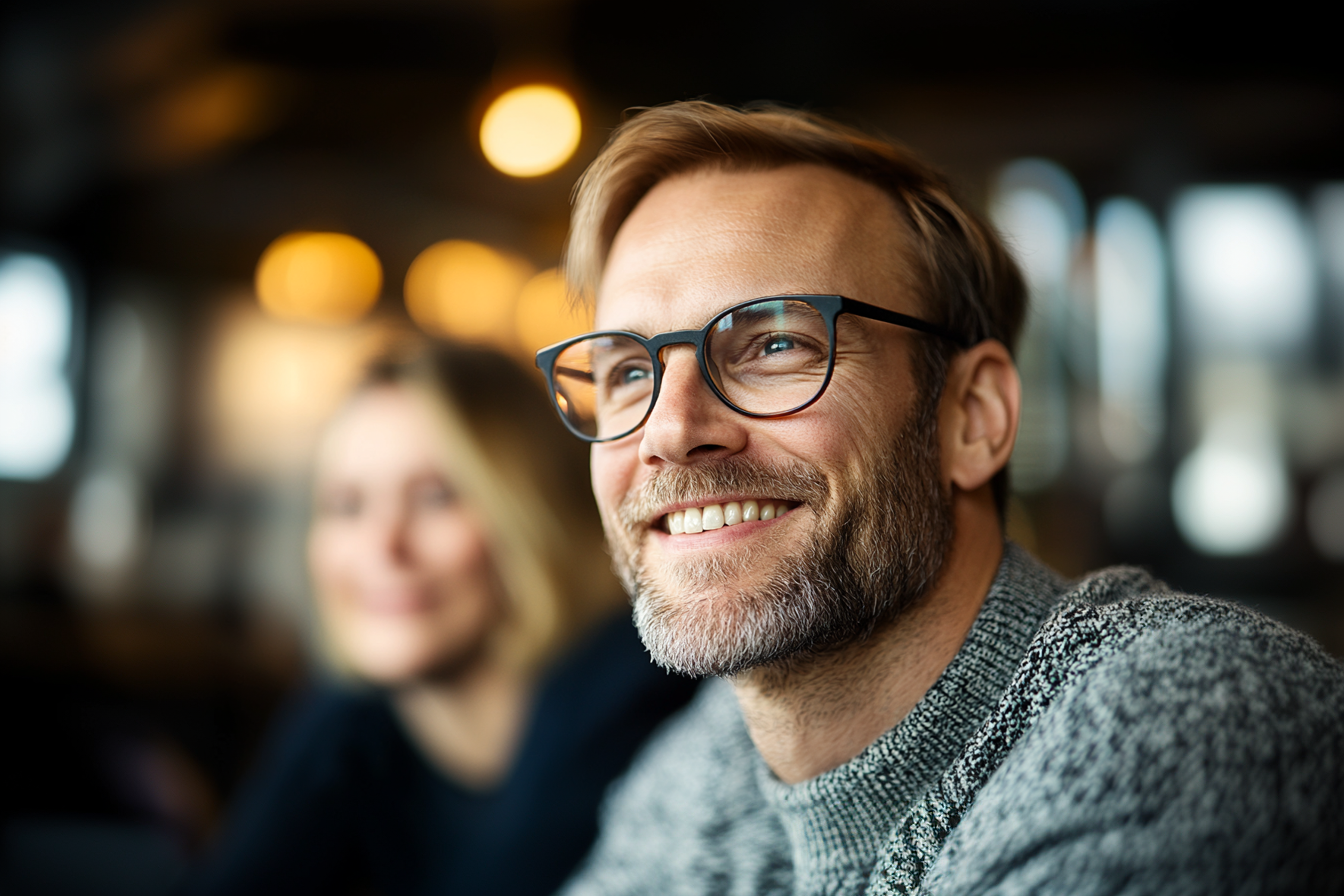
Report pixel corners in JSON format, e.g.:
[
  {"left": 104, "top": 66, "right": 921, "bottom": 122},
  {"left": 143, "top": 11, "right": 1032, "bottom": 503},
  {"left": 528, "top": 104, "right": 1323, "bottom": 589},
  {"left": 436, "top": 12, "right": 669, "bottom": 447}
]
[{"left": 838, "top": 298, "right": 972, "bottom": 348}]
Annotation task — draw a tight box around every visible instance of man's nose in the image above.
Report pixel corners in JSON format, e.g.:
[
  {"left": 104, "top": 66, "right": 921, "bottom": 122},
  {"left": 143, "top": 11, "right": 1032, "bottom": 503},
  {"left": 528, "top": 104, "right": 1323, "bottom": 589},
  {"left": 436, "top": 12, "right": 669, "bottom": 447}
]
[{"left": 638, "top": 345, "right": 747, "bottom": 465}]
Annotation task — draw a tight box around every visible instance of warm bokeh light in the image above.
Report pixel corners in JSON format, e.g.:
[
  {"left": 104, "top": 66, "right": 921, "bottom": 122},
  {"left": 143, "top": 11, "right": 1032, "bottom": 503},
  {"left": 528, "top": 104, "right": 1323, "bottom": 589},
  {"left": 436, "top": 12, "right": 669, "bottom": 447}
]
[
  {"left": 514, "top": 268, "right": 590, "bottom": 356},
  {"left": 404, "top": 240, "right": 533, "bottom": 346},
  {"left": 479, "top": 85, "right": 581, "bottom": 177},
  {"left": 255, "top": 232, "right": 383, "bottom": 324},
  {"left": 206, "top": 301, "right": 389, "bottom": 474}
]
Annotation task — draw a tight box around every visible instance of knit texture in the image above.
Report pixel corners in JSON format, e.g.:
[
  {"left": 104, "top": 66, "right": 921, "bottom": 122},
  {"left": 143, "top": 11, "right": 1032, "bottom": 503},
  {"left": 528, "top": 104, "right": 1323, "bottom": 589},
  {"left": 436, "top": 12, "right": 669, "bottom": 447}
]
[{"left": 561, "top": 544, "right": 1344, "bottom": 896}]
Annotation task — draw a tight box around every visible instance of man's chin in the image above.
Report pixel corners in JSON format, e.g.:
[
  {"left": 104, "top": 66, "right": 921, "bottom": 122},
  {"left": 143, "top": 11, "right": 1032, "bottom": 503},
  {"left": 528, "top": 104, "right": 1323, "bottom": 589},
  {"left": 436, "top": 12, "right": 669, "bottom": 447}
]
[
  {"left": 633, "top": 589, "right": 774, "bottom": 678},
  {"left": 630, "top": 571, "right": 819, "bottom": 678},
  {"left": 624, "top": 525, "right": 833, "bottom": 677}
]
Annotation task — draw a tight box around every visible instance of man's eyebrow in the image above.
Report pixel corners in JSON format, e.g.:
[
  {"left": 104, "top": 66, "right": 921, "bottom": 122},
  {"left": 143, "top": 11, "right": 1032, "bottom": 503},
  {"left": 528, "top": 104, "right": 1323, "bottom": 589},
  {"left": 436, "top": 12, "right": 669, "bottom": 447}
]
[{"left": 835, "top": 313, "right": 868, "bottom": 337}]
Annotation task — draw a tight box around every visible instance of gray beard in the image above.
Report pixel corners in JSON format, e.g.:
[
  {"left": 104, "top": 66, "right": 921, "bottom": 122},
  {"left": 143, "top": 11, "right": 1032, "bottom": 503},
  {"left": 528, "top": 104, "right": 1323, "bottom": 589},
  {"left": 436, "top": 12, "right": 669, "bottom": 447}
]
[{"left": 611, "top": 408, "right": 953, "bottom": 678}]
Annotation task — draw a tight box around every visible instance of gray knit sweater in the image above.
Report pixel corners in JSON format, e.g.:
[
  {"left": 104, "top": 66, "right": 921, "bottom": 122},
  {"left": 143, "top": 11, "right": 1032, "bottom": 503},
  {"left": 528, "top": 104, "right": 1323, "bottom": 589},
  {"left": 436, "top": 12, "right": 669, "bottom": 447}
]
[{"left": 560, "top": 544, "right": 1344, "bottom": 896}]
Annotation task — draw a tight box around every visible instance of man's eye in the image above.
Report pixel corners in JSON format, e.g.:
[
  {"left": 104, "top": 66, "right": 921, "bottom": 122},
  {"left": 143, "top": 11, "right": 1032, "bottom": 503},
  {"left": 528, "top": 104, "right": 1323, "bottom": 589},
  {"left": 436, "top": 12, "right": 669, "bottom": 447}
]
[
  {"left": 619, "top": 365, "right": 652, "bottom": 385},
  {"left": 763, "top": 335, "right": 797, "bottom": 355},
  {"left": 601, "top": 360, "right": 652, "bottom": 390}
]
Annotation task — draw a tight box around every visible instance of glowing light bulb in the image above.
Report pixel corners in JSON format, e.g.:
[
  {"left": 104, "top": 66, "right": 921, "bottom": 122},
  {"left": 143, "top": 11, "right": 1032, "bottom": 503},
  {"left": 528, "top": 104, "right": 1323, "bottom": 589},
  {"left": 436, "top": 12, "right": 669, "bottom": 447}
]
[
  {"left": 480, "top": 85, "right": 581, "bottom": 178},
  {"left": 255, "top": 232, "right": 382, "bottom": 324}
]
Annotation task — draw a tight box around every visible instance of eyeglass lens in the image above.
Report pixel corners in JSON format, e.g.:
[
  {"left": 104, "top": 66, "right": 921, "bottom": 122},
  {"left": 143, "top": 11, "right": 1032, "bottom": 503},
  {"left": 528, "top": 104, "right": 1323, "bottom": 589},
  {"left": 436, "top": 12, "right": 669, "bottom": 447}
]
[{"left": 549, "top": 298, "right": 832, "bottom": 440}]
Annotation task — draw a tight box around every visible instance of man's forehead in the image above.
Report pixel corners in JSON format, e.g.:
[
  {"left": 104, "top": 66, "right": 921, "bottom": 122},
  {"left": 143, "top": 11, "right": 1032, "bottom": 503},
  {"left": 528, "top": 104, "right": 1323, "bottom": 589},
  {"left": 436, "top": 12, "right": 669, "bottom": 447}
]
[
  {"left": 594, "top": 165, "right": 911, "bottom": 331},
  {"left": 614, "top": 165, "right": 895, "bottom": 251}
]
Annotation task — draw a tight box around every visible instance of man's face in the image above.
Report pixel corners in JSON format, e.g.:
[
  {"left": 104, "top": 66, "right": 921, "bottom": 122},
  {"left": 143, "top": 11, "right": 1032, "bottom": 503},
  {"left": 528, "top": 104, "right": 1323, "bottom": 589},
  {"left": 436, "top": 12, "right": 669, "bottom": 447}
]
[{"left": 591, "top": 164, "right": 952, "bottom": 677}]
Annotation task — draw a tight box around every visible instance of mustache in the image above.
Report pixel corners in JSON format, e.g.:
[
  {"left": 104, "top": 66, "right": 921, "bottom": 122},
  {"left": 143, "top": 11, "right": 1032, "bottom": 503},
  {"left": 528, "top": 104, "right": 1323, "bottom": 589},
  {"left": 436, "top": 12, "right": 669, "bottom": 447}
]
[{"left": 616, "top": 457, "right": 830, "bottom": 531}]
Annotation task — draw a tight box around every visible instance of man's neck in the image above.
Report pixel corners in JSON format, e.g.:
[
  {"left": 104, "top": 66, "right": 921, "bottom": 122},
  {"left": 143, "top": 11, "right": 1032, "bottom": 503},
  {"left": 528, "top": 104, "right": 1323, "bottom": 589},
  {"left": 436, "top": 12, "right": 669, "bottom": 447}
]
[{"left": 731, "top": 496, "right": 1003, "bottom": 785}]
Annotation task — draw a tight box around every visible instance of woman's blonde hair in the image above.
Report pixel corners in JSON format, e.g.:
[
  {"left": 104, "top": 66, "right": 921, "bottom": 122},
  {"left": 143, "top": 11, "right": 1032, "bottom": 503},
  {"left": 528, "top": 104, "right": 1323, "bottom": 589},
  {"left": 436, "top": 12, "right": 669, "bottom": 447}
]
[{"left": 327, "top": 338, "right": 623, "bottom": 677}]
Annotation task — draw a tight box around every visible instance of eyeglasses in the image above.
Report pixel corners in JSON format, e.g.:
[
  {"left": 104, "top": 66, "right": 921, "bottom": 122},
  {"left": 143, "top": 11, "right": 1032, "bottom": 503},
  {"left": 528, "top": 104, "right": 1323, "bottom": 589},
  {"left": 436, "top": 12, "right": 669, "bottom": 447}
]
[{"left": 535, "top": 294, "right": 968, "bottom": 443}]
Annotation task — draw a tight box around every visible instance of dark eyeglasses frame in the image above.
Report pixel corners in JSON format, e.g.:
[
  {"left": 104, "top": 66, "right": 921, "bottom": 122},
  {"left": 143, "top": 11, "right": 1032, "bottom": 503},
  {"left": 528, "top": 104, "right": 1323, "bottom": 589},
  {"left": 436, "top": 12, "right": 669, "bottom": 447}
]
[{"left": 535, "top": 294, "right": 970, "bottom": 443}]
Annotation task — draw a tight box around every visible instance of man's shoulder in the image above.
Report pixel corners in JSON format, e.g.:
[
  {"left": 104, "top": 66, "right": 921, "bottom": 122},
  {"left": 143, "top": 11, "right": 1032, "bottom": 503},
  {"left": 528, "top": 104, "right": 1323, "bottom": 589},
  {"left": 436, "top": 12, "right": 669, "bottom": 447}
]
[
  {"left": 1021, "top": 566, "right": 1344, "bottom": 768},
  {"left": 1034, "top": 564, "right": 1344, "bottom": 747},
  {"left": 900, "top": 568, "right": 1344, "bottom": 896},
  {"left": 1036, "top": 563, "right": 1343, "bottom": 685}
]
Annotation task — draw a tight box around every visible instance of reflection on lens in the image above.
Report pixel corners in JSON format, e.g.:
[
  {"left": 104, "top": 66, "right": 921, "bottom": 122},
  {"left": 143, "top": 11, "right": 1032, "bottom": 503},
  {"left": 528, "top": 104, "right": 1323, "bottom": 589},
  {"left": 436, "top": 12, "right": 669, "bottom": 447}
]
[
  {"left": 553, "top": 334, "right": 655, "bottom": 439},
  {"left": 708, "top": 299, "right": 830, "bottom": 414}
]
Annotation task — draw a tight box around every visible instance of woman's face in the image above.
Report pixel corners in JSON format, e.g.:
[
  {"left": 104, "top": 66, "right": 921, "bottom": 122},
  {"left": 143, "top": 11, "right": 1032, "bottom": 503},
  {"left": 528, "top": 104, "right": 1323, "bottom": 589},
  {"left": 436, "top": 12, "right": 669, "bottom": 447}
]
[{"left": 308, "top": 386, "right": 500, "bottom": 684}]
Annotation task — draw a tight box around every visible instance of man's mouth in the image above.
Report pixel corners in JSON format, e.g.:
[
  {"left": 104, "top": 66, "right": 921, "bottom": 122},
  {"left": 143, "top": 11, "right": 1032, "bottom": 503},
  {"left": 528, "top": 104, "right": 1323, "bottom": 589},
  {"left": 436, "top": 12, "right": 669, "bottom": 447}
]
[{"left": 662, "top": 500, "right": 799, "bottom": 535}]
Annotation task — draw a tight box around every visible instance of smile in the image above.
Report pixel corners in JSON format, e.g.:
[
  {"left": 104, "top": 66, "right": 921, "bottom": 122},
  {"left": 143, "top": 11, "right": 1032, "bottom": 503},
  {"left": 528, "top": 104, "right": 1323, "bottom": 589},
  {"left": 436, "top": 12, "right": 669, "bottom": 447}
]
[{"left": 663, "top": 500, "right": 798, "bottom": 535}]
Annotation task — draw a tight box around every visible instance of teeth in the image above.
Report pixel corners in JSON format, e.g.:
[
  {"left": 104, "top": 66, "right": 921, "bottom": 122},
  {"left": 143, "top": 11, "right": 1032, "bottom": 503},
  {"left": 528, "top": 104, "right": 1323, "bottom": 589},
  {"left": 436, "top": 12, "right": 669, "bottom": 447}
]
[
  {"left": 664, "top": 500, "right": 791, "bottom": 534},
  {"left": 683, "top": 506, "right": 703, "bottom": 534}
]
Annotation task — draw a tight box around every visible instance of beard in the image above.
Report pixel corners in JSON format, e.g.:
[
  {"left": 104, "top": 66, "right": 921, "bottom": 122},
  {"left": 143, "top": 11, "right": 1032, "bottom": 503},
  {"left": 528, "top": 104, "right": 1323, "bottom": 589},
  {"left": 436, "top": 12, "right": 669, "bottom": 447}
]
[{"left": 610, "top": 404, "right": 954, "bottom": 678}]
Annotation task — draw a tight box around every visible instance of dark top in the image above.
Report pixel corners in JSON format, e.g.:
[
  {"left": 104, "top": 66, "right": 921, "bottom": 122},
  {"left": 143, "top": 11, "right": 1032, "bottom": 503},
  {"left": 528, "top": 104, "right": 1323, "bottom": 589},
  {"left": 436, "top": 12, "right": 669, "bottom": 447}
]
[{"left": 186, "top": 616, "right": 698, "bottom": 896}]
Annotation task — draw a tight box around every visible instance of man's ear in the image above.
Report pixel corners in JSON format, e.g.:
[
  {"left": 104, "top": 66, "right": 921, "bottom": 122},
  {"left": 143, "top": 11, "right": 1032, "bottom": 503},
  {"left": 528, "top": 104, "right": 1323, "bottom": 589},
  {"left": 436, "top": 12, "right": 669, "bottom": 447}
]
[{"left": 939, "top": 340, "right": 1020, "bottom": 492}]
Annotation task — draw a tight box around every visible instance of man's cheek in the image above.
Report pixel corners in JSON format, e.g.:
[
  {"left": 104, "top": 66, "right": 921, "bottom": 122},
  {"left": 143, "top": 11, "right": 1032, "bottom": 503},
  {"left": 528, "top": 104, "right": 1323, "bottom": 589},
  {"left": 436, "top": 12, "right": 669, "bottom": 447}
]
[
  {"left": 595, "top": 489, "right": 625, "bottom": 547},
  {"left": 589, "top": 449, "right": 617, "bottom": 510},
  {"left": 591, "top": 450, "right": 634, "bottom": 523},
  {"left": 591, "top": 480, "right": 634, "bottom": 569},
  {"left": 599, "top": 505, "right": 626, "bottom": 554}
]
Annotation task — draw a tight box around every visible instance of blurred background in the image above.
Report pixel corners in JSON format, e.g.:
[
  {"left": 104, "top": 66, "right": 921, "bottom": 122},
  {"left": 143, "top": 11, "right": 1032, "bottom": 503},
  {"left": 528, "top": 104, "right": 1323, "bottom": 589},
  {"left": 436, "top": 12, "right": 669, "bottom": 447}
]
[{"left": 2, "top": 0, "right": 1342, "bottom": 891}]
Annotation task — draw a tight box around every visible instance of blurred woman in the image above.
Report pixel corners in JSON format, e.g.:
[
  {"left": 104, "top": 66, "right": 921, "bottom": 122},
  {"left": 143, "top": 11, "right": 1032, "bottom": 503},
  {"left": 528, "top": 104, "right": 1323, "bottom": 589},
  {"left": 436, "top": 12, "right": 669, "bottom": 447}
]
[{"left": 188, "top": 341, "right": 696, "bottom": 896}]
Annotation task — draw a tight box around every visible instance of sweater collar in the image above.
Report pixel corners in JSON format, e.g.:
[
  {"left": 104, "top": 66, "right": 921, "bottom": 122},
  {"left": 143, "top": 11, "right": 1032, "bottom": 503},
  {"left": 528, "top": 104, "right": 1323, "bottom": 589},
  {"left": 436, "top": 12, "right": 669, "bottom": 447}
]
[{"left": 756, "top": 542, "right": 1067, "bottom": 893}]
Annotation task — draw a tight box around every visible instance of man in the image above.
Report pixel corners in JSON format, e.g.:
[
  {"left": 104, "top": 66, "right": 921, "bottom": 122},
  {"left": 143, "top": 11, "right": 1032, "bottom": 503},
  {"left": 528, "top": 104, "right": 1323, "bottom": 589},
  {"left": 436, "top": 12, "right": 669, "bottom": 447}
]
[{"left": 535, "top": 101, "right": 1344, "bottom": 895}]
